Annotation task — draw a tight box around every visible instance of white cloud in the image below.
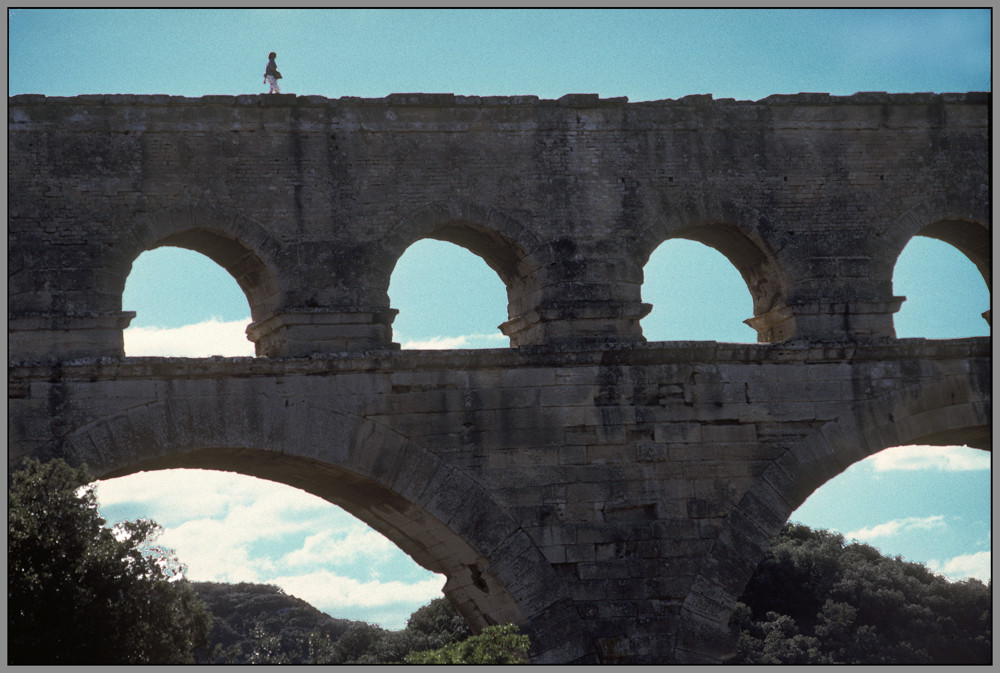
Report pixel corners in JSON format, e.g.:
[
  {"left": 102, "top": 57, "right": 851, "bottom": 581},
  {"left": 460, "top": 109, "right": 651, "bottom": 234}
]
[
  {"left": 867, "top": 445, "right": 991, "bottom": 472},
  {"left": 160, "top": 516, "right": 275, "bottom": 583},
  {"left": 928, "top": 551, "right": 992, "bottom": 583},
  {"left": 124, "top": 318, "right": 255, "bottom": 357},
  {"left": 124, "top": 321, "right": 511, "bottom": 354},
  {"left": 846, "top": 515, "right": 947, "bottom": 542},
  {"left": 95, "top": 469, "right": 447, "bottom": 629},
  {"left": 96, "top": 469, "right": 329, "bottom": 522},
  {"left": 280, "top": 529, "right": 396, "bottom": 568},
  {"left": 270, "top": 569, "right": 445, "bottom": 611},
  {"left": 400, "top": 333, "right": 507, "bottom": 349}
]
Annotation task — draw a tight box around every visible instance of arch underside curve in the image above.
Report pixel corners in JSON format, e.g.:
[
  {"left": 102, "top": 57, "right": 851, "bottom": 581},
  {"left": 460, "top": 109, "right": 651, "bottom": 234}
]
[
  {"left": 916, "top": 218, "right": 991, "bottom": 291},
  {"left": 377, "top": 201, "right": 551, "bottom": 333},
  {"left": 105, "top": 203, "right": 284, "bottom": 323},
  {"left": 674, "top": 222, "right": 785, "bottom": 317},
  {"left": 882, "top": 191, "right": 991, "bottom": 291},
  {"left": 45, "top": 394, "right": 596, "bottom": 664},
  {"left": 633, "top": 199, "right": 793, "bottom": 343},
  {"left": 381, "top": 200, "right": 546, "bottom": 285},
  {"left": 674, "top": 370, "right": 992, "bottom": 663}
]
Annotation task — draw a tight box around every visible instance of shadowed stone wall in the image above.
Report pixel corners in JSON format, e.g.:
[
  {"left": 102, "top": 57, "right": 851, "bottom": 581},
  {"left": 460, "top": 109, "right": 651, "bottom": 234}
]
[{"left": 7, "top": 92, "right": 990, "bottom": 663}]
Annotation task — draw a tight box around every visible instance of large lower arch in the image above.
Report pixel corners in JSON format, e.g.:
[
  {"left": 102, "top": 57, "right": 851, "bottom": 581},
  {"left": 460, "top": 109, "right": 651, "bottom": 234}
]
[
  {"left": 40, "top": 388, "right": 596, "bottom": 664},
  {"left": 674, "top": 370, "right": 992, "bottom": 663}
]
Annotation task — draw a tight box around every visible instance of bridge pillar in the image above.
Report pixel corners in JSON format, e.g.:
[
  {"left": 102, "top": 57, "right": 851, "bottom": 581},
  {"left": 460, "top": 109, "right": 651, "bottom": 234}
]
[
  {"left": 501, "top": 301, "right": 652, "bottom": 348},
  {"left": 500, "top": 241, "right": 651, "bottom": 348},
  {"left": 246, "top": 307, "right": 399, "bottom": 356},
  {"left": 8, "top": 311, "right": 135, "bottom": 362},
  {"left": 746, "top": 297, "right": 906, "bottom": 342}
]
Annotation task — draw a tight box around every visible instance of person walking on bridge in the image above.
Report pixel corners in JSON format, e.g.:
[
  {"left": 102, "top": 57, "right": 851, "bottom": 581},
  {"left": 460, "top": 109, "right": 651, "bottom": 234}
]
[{"left": 264, "top": 51, "right": 282, "bottom": 94}]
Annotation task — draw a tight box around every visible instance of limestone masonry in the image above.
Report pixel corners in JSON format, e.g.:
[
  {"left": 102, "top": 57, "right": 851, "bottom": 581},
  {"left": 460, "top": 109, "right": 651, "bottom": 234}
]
[{"left": 7, "top": 92, "right": 990, "bottom": 663}]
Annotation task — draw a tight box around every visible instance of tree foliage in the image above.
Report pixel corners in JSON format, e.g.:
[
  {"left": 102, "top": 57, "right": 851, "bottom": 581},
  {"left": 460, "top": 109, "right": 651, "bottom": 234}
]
[
  {"left": 300, "top": 595, "right": 475, "bottom": 664},
  {"left": 190, "top": 581, "right": 357, "bottom": 663},
  {"left": 8, "top": 458, "right": 212, "bottom": 664},
  {"left": 404, "top": 623, "right": 531, "bottom": 664},
  {"left": 730, "top": 522, "right": 992, "bottom": 664},
  {"left": 191, "top": 584, "right": 474, "bottom": 664}
]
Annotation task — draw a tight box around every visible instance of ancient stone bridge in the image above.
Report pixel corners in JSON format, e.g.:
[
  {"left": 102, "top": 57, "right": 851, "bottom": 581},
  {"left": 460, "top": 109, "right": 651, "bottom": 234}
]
[{"left": 8, "top": 92, "right": 990, "bottom": 663}]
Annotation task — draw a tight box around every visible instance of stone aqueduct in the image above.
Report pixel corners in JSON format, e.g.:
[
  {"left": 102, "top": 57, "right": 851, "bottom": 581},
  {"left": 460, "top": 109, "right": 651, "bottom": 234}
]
[{"left": 8, "top": 91, "right": 991, "bottom": 663}]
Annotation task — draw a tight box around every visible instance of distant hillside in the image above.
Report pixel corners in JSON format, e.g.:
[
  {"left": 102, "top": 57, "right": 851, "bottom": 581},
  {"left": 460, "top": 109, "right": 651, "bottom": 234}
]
[
  {"left": 190, "top": 582, "right": 471, "bottom": 664},
  {"left": 188, "top": 524, "right": 990, "bottom": 666},
  {"left": 191, "top": 581, "right": 359, "bottom": 663}
]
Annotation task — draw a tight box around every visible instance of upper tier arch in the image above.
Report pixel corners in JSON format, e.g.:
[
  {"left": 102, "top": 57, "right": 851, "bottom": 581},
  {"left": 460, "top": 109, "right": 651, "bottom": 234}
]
[
  {"left": 635, "top": 213, "right": 792, "bottom": 343},
  {"left": 107, "top": 203, "right": 285, "bottom": 322},
  {"left": 377, "top": 201, "right": 548, "bottom": 346},
  {"left": 8, "top": 92, "right": 988, "bottom": 360}
]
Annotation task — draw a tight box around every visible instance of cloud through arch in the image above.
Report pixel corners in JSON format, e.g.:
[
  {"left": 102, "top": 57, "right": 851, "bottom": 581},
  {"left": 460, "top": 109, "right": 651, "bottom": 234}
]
[
  {"left": 94, "top": 468, "right": 447, "bottom": 629},
  {"left": 124, "top": 318, "right": 255, "bottom": 357}
]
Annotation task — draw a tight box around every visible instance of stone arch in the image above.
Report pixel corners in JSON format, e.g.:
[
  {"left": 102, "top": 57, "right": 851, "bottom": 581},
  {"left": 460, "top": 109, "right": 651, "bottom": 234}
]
[
  {"left": 878, "top": 192, "right": 990, "bottom": 297},
  {"left": 382, "top": 201, "right": 546, "bottom": 284},
  {"left": 377, "top": 201, "right": 550, "bottom": 345},
  {"left": 893, "top": 215, "right": 991, "bottom": 330},
  {"left": 634, "top": 207, "right": 792, "bottom": 343},
  {"left": 674, "top": 371, "right": 991, "bottom": 662},
  {"left": 43, "top": 388, "right": 594, "bottom": 664},
  {"left": 911, "top": 219, "right": 991, "bottom": 290},
  {"left": 103, "top": 203, "right": 285, "bottom": 327}
]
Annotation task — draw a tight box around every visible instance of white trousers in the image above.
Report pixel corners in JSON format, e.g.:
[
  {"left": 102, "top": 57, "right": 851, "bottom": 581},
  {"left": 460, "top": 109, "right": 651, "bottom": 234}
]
[{"left": 266, "top": 75, "right": 280, "bottom": 94}]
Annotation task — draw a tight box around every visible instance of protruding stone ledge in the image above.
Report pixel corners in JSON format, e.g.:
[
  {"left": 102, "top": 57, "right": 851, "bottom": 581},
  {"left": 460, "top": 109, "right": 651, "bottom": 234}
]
[
  {"left": 8, "top": 311, "right": 135, "bottom": 362},
  {"left": 745, "top": 297, "right": 908, "bottom": 343},
  {"left": 501, "top": 301, "right": 652, "bottom": 349},
  {"left": 6, "top": 336, "right": 990, "bottom": 379},
  {"left": 246, "top": 307, "right": 399, "bottom": 357},
  {"left": 744, "top": 305, "right": 795, "bottom": 343},
  {"left": 8, "top": 310, "right": 136, "bottom": 331}
]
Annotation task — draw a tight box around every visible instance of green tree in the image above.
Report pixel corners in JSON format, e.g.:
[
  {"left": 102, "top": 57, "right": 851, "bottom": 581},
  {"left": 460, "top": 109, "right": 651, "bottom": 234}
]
[
  {"left": 188, "top": 584, "right": 473, "bottom": 664},
  {"left": 190, "top": 581, "right": 356, "bottom": 664},
  {"left": 331, "top": 621, "right": 390, "bottom": 663},
  {"left": 312, "top": 596, "right": 473, "bottom": 664},
  {"left": 405, "top": 596, "right": 473, "bottom": 650},
  {"left": 404, "top": 624, "right": 531, "bottom": 664},
  {"left": 8, "top": 458, "right": 211, "bottom": 664},
  {"left": 730, "top": 522, "right": 991, "bottom": 664}
]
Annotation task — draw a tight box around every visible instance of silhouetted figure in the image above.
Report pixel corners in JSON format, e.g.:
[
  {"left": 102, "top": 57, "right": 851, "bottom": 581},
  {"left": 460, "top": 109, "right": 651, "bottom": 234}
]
[{"left": 264, "top": 52, "right": 282, "bottom": 94}]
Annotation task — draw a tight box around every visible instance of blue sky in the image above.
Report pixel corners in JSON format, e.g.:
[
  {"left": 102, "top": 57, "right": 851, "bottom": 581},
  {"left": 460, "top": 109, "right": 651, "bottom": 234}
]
[{"left": 10, "top": 8, "right": 991, "bottom": 629}]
